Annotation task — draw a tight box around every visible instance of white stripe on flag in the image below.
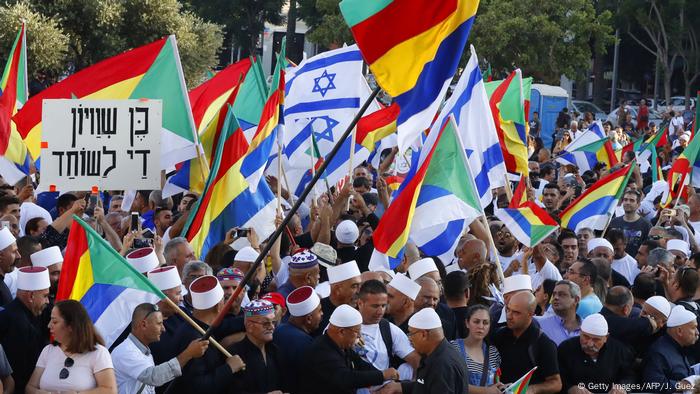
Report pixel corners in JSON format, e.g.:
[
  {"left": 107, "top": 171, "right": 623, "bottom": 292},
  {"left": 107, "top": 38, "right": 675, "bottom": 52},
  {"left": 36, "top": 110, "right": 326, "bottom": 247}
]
[{"left": 94, "top": 288, "right": 161, "bottom": 348}]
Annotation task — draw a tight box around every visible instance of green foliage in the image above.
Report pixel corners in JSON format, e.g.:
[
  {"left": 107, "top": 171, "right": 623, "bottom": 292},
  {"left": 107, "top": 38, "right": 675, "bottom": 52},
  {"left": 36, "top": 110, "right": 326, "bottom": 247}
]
[
  {"left": 471, "top": 0, "right": 615, "bottom": 84},
  {"left": 0, "top": 1, "right": 69, "bottom": 76},
  {"left": 298, "top": 0, "right": 353, "bottom": 48}
]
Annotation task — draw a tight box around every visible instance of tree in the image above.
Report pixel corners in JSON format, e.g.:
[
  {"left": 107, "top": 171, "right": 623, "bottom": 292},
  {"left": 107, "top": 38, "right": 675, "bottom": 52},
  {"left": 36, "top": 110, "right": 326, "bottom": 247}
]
[
  {"left": 471, "top": 0, "right": 614, "bottom": 85},
  {"left": 670, "top": 0, "right": 700, "bottom": 107},
  {"left": 0, "top": 1, "right": 69, "bottom": 76},
  {"left": 297, "top": 0, "right": 353, "bottom": 48}
]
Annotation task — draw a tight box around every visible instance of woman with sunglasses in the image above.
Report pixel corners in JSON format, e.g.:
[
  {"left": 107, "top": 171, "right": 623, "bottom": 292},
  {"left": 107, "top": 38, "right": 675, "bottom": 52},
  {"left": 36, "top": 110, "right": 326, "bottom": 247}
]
[{"left": 26, "top": 300, "right": 116, "bottom": 393}]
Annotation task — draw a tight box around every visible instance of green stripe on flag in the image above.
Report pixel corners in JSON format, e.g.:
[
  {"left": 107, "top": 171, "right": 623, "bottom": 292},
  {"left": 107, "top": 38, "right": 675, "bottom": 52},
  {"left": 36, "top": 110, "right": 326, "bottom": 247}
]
[{"left": 234, "top": 57, "right": 268, "bottom": 127}]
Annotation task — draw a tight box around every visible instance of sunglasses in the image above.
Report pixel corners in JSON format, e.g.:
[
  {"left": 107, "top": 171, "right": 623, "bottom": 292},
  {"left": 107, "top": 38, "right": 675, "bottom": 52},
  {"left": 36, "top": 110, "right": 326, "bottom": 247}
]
[{"left": 59, "top": 357, "right": 74, "bottom": 380}]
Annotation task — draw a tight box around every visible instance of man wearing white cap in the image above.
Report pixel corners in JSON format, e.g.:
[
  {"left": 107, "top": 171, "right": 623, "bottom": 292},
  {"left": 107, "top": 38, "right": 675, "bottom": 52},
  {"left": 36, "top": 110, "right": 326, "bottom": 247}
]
[
  {"left": 667, "top": 239, "right": 691, "bottom": 267},
  {"left": 302, "top": 304, "right": 397, "bottom": 393},
  {"left": 386, "top": 274, "right": 421, "bottom": 333},
  {"left": 148, "top": 266, "right": 190, "bottom": 365},
  {"left": 276, "top": 250, "right": 320, "bottom": 300},
  {"left": 29, "top": 245, "right": 63, "bottom": 299},
  {"left": 273, "top": 286, "right": 323, "bottom": 393},
  {"left": 0, "top": 227, "right": 19, "bottom": 306},
  {"left": 489, "top": 274, "right": 533, "bottom": 330},
  {"left": 664, "top": 267, "right": 700, "bottom": 355},
  {"left": 318, "top": 261, "right": 362, "bottom": 333},
  {"left": 111, "top": 302, "right": 209, "bottom": 394},
  {"left": 588, "top": 237, "right": 631, "bottom": 288},
  {"left": 642, "top": 295, "right": 672, "bottom": 329},
  {"left": 381, "top": 308, "right": 469, "bottom": 394},
  {"left": 335, "top": 219, "right": 359, "bottom": 261},
  {"left": 644, "top": 305, "right": 699, "bottom": 391},
  {"left": 558, "top": 313, "right": 634, "bottom": 393},
  {"left": 599, "top": 286, "right": 658, "bottom": 352},
  {"left": 408, "top": 257, "right": 458, "bottom": 340},
  {"left": 169, "top": 275, "right": 245, "bottom": 394},
  {"left": 0, "top": 266, "right": 50, "bottom": 391}
]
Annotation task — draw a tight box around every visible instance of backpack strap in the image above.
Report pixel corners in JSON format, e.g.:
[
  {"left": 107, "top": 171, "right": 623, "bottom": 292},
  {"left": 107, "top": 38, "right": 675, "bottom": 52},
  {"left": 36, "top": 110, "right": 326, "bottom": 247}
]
[
  {"left": 379, "top": 319, "right": 403, "bottom": 368},
  {"left": 479, "top": 342, "right": 491, "bottom": 386}
]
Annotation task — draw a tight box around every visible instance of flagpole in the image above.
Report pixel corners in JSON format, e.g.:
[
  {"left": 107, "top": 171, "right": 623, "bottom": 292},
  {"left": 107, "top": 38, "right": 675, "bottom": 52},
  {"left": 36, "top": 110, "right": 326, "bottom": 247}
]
[
  {"left": 347, "top": 125, "right": 358, "bottom": 211},
  {"left": 503, "top": 174, "right": 513, "bottom": 201},
  {"left": 310, "top": 127, "right": 317, "bottom": 200},
  {"left": 199, "top": 86, "right": 382, "bottom": 341},
  {"left": 481, "top": 214, "right": 505, "bottom": 285},
  {"left": 277, "top": 138, "right": 283, "bottom": 213},
  {"left": 163, "top": 297, "right": 233, "bottom": 358}
]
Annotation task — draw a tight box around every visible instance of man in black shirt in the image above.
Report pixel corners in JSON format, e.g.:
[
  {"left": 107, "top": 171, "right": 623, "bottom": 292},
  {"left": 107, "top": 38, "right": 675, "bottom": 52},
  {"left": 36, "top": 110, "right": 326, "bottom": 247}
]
[
  {"left": 493, "top": 292, "right": 561, "bottom": 394},
  {"left": 443, "top": 271, "right": 470, "bottom": 339},
  {"left": 608, "top": 190, "right": 651, "bottom": 257},
  {"left": 558, "top": 313, "right": 635, "bottom": 393}
]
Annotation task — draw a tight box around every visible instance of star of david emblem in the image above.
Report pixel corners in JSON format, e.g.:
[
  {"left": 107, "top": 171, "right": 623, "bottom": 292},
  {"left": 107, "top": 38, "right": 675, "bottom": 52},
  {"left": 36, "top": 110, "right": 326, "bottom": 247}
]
[
  {"left": 312, "top": 70, "right": 336, "bottom": 97},
  {"left": 311, "top": 116, "right": 338, "bottom": 143}
]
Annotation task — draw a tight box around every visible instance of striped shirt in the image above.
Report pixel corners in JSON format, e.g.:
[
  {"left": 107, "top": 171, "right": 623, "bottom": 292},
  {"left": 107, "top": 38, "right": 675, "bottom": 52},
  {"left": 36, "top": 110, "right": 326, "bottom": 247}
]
[{"left": 450, "top": 339, "right": 501, "bottom": 386}]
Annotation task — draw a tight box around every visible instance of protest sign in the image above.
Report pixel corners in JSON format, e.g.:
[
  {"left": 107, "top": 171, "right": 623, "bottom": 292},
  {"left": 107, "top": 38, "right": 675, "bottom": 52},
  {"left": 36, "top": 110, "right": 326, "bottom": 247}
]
[{"left": 39, "top": 99, "right": 162, "bottom": 191}]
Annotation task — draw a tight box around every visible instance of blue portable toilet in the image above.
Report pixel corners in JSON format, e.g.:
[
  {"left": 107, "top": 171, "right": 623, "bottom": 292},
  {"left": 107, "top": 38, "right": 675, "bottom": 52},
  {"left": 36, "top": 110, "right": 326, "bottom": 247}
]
[{"left": 529, "top": 84, "right": 569, "bottom": 149}]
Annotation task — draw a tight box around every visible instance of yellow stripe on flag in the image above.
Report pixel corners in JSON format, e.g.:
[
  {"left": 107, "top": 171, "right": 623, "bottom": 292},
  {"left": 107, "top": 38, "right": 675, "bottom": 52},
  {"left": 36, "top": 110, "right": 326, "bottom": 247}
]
[{"left": 68, "top": 251, "right": 94, "bottom": 300}]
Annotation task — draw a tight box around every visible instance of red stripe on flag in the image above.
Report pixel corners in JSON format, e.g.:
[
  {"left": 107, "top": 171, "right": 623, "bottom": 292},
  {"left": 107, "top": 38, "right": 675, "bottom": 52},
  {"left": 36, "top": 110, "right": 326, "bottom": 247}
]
[
  {"left": 56, "top": 220, "right": 88, "bottom": 301},
  {"left": 489, "top": 71, "right": 518, "bottom": 172}
]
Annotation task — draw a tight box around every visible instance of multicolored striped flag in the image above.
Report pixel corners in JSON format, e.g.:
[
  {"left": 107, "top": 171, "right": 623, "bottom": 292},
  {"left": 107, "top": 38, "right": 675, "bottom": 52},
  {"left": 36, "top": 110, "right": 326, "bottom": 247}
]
[
  {"left": 14, "top": 36, "right": 198, "bottom": 169},
  {"left": 495, "top": 202, "right": 558, "bottom": 247},
  {"left": 556, "top": 122, "right": 617, "bottom": 173},
  {"left": 56, "top": 216, "right": 164, "bottom": 347},
  {"left": 509, "top": 177, "right": 528, "bottom": 208},
  {"left": 663, "top": 130, "right": 700, "bottom": 206},
  {"left": 485, "top": 70, "right": 530, "bottom": 176},
  {"left": 504, "top": 367, "right": 537, "bottom": 394},
  {"left": 356, "top": 103, "right": 399, "bottom": 151},
  {"left": 560, "top": 164, "right": 635, "bottom": 232},
  {"left": 0, "top": 23, "right": 31, "bottom": 184},
  {"left": 340, "top": 0, "right": 480, "bottom": 151}
]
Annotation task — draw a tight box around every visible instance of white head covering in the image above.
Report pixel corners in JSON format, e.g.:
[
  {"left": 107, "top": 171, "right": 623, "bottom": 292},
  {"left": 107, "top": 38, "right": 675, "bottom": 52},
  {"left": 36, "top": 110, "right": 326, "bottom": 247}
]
[
  {"left": 503, "top": 274, "right": 533, "bottom": 294},
  {"left": 315, "top": 281, "right": 331, "bottom": 298},
  {"left": 408, "top": 308, "right": 442, "bottom": 329},
  {"left": 286, "top": 286, "right": 321, "bottom": 317},
  {"left": 581, "top": 313, "right": 608, "bottom": 336},
  {"left": 0, "top": 227, "right": 15, "bottom": 250},
  {"left": 407, "top": 258, "right": 438, "bottom": 279},
  {"left": 234, "top": 246, "right": 259, "bottom": 263},
  {"left": 30, "top": 246, "right": 63, "bottom": 268},
  {"left": 388, "top": 273, "right": 421, "bottom": 301},
  {"left": 231, "top": 237, "right": 250, "bottom": 251},
  {"left": 667, "top": 305, "right": 697, "bottom": 327},
  {"left": 126, "top": 247, "right": 160, "bottom": 274},
  {"left": 329, "top": 304, "right": 362, "bottom": 327},
  {"left": 645, "top": 296, "right": 672, "bottom": 318},
  {"left": 587, "top": 238, "right": 614, "bottom": 253},
  {"left": 16, "top": 266, "right": 50, "bottom": 291},
  {"left": 148, "top": 266, "right": 182, "bottom": 291},
  {"left": 19, "top": 202, "right": 52, "bottom": 237},
  {"left": 328, "top": 261, "right": 361, "bottom": 284},
  {"left": 189, "top": 275, "right": 224, "bottom": 310},
  {"left": 335, "top": 220, "right": 359, "bottom": 244},
  {"left": 667, "top": 239, "right": 690, "bottom": 257}
]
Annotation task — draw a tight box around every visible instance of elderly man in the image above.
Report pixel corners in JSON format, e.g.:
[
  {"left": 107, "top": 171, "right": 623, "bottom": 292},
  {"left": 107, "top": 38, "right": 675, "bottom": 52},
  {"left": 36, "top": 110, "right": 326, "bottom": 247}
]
[
  {"left": 408, "top": 258, "right": 457, "bottom": 340},
  {"left": 276, "top": 250, "right": 320, "bottom": 299},
  {"left": 148, "top": 266, "right": 191, "bottom": 365},
  {"left": 318, "top": 261, "right": 362, "bottom": 332},
  {"left": 644, "top": 306, "right": 699, "bottom": 393},
  {"left": 493, "top": 292, "right": 562, "bottom": 394},
  {"left": 565, "top": 260, "right": 602, "bottom": 319},
  {"left": 666, "top": 239, "right": 691, "bottom": 268},
  {"left": 386, "top": 274, "right": 421, "bottom": 333},
  {"left": 302, "top": 305, "right": 397, "bottom": 394},
  {"left": 456, "top": 237, "right": 490, "bottom": 272},
  {"left": 29, "top": 245, "right": 62, "bottom": 299},
  {"left": 112, "top": 303, "right": 208, "bottom": 394},
  {"left": 558, "top": 314, "right": 635, "bottom": 394},
  {"left": 536, "top": 280, "right": 581, "bottom": 345},
  {"left": 182, "top": 261, "right": 213, "bottom": 312},
  {"left": 0, "top": 228, "right": 20, "bottom": 306},
  {"left": 274, "top": 286, "right": 323, "bottom": 393},
  {"left": 164, "top": 237, "right": 196, "bottom": 276},
  {"left": 587, "top": 238, "right": 630, "bottom": 288},
  {"left": 0, "top": 267, "right": 50, "bottom": 391},
  {"left": 599, "top": 286, "right": 657, "bottom": 353},
  {"left": 641, "top": 295, "right": 672, "bottom": 330},
  {"left": 227, "top": 299, "right": 287, "bottom": 393}
]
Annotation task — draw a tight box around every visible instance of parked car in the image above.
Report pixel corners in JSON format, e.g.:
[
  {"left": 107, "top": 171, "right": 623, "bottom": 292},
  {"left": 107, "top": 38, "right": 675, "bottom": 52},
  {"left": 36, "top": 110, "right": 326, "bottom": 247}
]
[
  {"left": 606, "top": 106, "right": 663, "bottom": 128},
  {"left": 658, "top": 96, "right": 695, "bottom": 113},
  {"left": 571, "top": 100, "right": 607, "bottom": 121}
]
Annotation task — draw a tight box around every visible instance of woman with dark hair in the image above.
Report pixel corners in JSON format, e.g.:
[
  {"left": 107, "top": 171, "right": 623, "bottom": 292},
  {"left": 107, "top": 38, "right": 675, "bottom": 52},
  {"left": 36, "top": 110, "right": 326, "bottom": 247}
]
[
  {"left": 451, "top": 305, "right": 504, "bottom": 394},
  {"left": 26, "top": 300, "right": 116, "bottom": 393},
  {"left": 534, "top": 278, "right": 558, "bottom": 316}
]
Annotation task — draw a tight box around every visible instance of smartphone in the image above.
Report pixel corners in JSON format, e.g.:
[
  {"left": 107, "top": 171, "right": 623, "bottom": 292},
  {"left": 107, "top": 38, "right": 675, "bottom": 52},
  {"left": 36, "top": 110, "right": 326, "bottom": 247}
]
[
  {"left": 236, "top": 228, "right": 249, "bottom": 238},
  {"left": 89, "top": 195, "right": 98, "bottom": 210},
  {"left": 142, "top": 228, "right": 154, "bottom": 239},
  {"left": 130, "top": 212, "right": 139, "bottom": 231}
]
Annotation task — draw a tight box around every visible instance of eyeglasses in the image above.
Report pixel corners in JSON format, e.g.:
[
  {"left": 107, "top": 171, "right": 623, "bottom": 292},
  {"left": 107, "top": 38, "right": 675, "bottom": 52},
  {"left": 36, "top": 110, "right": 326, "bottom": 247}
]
[
  {"left": 59, "top": 357, "right": 74, "bottom": 380},
  {"left": 649, "top": 235, "right": 663, "bottom": 240},
  {"left": 145, "top": 304, "right": 160, "bottom": 319},
  {"left": 249, "top": 320, "right": 275, "bottom": 329}
]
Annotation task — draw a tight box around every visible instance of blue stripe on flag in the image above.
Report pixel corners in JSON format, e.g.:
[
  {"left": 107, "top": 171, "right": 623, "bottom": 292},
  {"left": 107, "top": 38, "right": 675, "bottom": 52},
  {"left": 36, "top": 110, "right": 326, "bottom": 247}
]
[
  {"left": 473, "top": 143, "right": 504, "bottom": 198},
  {"left": 81, "top": 283, "right": 126, "bottom": 322},
  {"left": 284, "top": 98, "right": 361, "bottom": 117},
  {"left": 451, "top": 66, "right": 481, "bottom": 121},
  {"left": 565, "top": 195, "right": 617, "bottom": 229},
  {"left": 240, "top": 128, "right": 279, "bottom": 178},
  {"left": 418, "top": 219, "right": 465, "bottom": 257},
  {"left": 508, "top": 208, "right": 533, "bottom": 236},
  {"left": 285, "top": 50, "right": 364, "bottom": 95},
  {"left": 416, "top": 184, "right": 451, "bottom": 206}
]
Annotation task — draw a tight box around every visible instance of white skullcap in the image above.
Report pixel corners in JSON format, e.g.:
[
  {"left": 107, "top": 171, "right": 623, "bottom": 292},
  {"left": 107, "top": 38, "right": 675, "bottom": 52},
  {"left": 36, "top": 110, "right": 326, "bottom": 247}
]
[
  {"left": 408, "top": 307, "right": 442, "bottom": 329},
  {"left": 126, "top": 247, "right": 160, "bottom": 274},
  {"left": 231, "top": 237, "right": 250, "bottom": 251},
  {"left": 667, "top": 305, "right": 697, "bottom": 327},
  {"left": 388, "top": 273, "right": 421, "bottom": 301},
  {"left": 19, "top": 202, "right": 52, "bottom": 237},
  {"left": 587, "top": 238, "right": 613, "bottom": 253},
  {"left": 315, "top": 281, "right": 331, "bottom": 298},
  {"left": 148, "top": 266, "right": 182, "bottom": 291},
  {"left": 189, "top": 275, "right": 224, "bottom": 310},
  {"left": 372, "top": 266, "right": 395, "bottom": 279},
  {"left": 328, "top": 261, "right": 361, "bottom": 284},
  {"left": 503, "top": 274, "right": 533, "bottom": 294},
  {"left": 667, "top": 239, "right": 690, "bottom": 257},
  {"left": 680, "top": 132, "right": 691, "bottom": 141},
  {"left": 645, "top": 296, "right": 672, "bottom": 318},
  {"left": 408, "top": 258, "right": 438, "bottom": 279},
  {"left": 30, "top": 246, "right": 63, "bottom": 268},
  {"left": 581, "top": 313, "right": 608, "bottom": 336},
  {"left": 329, "top": 304, "right": 362, "bottom": 327},
  {"left": 335, "top": 220, "right": 359, "bottom": 244},
  {"left": 16, "top": 266, "right": 50, "bottom": 291},
  {"left": 0, "top": 227, "right": 15, "bottom": 250},
  {"left": 286, "top": 286, "right": 321, "bottom": 317},
  {"left": 235, "top": 246, "right": 259, "bottom": 263}
]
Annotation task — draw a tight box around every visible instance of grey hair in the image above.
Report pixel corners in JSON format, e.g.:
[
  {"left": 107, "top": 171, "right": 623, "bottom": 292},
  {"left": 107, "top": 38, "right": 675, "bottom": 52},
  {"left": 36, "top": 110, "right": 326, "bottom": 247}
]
[
  {"left": 647, "top": 248, "right": 674, "bottom": 268},
  {"left": 164, "top": 237, "right": 190, "bottom": 263},
  {"left": 182, "top": 260, "right": 212, "bottom": 278},
  {"left": 555, "top": 279, "right": 581, "bottom": 300}
]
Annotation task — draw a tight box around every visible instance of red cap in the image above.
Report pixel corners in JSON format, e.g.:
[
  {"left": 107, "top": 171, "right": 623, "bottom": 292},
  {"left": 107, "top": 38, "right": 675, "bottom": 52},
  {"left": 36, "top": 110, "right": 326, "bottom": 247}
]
[{"left": 262, "top": 292, "right": 286, "bottom": 309}]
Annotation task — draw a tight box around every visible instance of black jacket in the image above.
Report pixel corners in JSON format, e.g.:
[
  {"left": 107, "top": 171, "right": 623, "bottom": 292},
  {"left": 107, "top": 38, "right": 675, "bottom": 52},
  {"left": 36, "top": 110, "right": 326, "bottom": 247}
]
[
  {"left": 227, "top": 336, "right": 286, "bottom": 394},
  {"left": 302, "top": 333, "right": 384, "bottom": 394},
  {"left": 400, "top": 339, "right": 469, "bottom": 394},
  {"left": 558, "top": 336, "right": 635, "bottom": 392}
]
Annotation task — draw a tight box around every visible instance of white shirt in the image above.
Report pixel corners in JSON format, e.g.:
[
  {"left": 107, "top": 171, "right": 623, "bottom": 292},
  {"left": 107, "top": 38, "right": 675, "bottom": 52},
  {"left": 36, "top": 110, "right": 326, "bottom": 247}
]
[
  {"left": 3, "top": 268, "right": 16, "bottom": 298},
  {"left": 112, "top": 334, "right": 181, "bottom": 394},
  {"left": 36, "top": 344, "right": 113, "bottom": 392},
  {"left": 531, "top": 259, "right": 563, "bottom": 289},
  {"left": 358, "top": 322, "right": 414, "bottom": 394},
  {"left": 612, "top": 254, "right": 640, "bottom": 285},
  {"left": 689, "top": 221, "right": 700, "bottom": 246}
]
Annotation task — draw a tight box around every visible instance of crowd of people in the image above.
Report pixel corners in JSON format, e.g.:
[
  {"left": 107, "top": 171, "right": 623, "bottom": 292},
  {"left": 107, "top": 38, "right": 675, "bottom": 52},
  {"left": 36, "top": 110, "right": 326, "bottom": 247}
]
[{"left": 0, "top": 100, "right": 697, "bottom": 394}]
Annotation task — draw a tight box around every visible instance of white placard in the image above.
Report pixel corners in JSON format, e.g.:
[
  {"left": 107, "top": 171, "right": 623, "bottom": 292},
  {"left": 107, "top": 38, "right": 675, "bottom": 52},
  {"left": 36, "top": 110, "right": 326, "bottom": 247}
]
[{"left": 39, "top": 99, "right": 162, "bottom": 191}]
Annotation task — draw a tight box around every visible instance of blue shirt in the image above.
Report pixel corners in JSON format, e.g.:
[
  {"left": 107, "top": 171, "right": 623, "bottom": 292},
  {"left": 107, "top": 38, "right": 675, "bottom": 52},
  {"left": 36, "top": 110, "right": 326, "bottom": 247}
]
[
  {"left": 577, "top": 293, "right": 602, "bottom": 319},
  {"left": 273, "top": 322, "right": 314, "bottom": 393},
  {"left": 644, "top": 334, "right": 693, "bottom": 393},
  {"left": 536, "top": 314, "right": 581, "bottom": 346}
]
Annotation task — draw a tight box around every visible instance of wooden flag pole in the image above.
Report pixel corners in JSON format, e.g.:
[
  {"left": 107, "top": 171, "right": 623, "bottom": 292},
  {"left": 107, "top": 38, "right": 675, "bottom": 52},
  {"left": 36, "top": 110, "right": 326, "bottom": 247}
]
[
  {"left": 277, "top": 138, "right": 283, "bottom": 213},
  {"left": 480, "top": 214, "right": 505, "bottom": 286},
  {"left": 163, "top": 297, "right": 233, "bottom": 358},
  {"left": 503, "top": 174, "right": 514, "bottom": 201},
  {"left": 199, "top": 86, "right": 382, "bottom": 341},
  {"left": 347, "top": 125, "right": 358, "bottom": 211}
]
